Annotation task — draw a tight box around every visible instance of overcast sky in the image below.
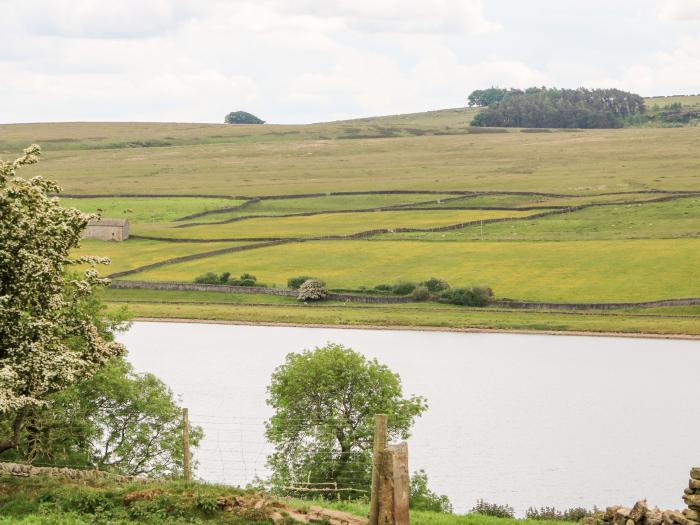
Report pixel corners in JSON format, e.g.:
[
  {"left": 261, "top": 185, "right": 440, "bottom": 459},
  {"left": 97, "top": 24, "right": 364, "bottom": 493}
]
[{"left": 1, "top": 0, "right": 699, "bottom": 124}]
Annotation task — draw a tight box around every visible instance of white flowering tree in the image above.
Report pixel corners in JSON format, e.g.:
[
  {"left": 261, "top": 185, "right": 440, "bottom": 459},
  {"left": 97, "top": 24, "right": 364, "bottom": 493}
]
[{"left": 0, "top": 145, "right": 124, "bottom": 453}]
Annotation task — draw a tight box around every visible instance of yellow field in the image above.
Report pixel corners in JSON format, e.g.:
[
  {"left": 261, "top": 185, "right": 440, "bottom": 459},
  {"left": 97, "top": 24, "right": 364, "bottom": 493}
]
[
  {"left": 72, "top": 239, "right": 244, "bottom": 275},
  {"left": 121, "top": 239, "right": 700, "bottom": 303}
]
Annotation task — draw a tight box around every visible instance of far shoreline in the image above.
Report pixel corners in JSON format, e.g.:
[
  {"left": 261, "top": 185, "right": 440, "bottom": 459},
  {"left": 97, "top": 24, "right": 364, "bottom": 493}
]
[{"left": 131, "top": 316, "right": 700, "bottom": 341}]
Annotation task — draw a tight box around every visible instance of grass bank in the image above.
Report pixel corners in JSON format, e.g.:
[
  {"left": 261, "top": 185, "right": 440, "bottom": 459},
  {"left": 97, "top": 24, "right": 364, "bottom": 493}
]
[{"left": 103, "top": 289, "right": 700, "bottom": 337}]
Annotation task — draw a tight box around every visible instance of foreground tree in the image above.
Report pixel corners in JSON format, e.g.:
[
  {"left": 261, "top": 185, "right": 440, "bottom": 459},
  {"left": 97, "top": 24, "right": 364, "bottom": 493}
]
[
  {"left": 224, "top": 111, "right": 265, "bottom": 124},
  {"left": 9, "top": 358, "right": 202, "bottom": 477},
  {"left": 266, "top": 343, "right": 427, "bottom": 496},
  {"left": 0, "top": 146, "right": 124, "bottom": 452}
]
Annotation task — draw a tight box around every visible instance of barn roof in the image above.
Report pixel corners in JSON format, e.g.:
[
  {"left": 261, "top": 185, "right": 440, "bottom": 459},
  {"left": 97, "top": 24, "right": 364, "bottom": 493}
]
[{"left": 87, "top": 218, "right": 129, "bottom": 227}]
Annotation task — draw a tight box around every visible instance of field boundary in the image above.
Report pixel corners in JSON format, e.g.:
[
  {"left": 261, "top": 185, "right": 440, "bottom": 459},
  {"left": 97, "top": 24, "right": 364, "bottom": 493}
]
[
  {"left": 108, "top": 280, "right": 415, "bottom": 303},
  {"left": 107, "top": 280, "right": 700, "bottom": 310}
]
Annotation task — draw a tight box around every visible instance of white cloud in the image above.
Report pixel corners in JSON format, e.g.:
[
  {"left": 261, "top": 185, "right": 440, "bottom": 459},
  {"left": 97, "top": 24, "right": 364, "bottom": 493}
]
[
  {"left": 658, "top": 0, "right": 700, "bottom": 21},
  {"left": 0, "top": 0, "right": 698, "bottom": 124},
  {"left": 8, "top": 0, "right": 200, "bottom": 39},
  {"left": 585, "top": 36, "right": 700, "bottom": 96},
  {"left": 270, "top": 0, "right": 499, "bottom": 34}
]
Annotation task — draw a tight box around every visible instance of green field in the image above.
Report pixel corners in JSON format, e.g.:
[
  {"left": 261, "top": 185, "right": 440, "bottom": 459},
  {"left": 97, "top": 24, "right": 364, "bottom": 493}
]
[
  {"left": 62, "top": 196, "right": 242, "bottom": 223},
  {"left": 385, "top": 196, "right": 700, "bottom": 240},
  {"left": 4, "top": 101, "right": 699, "bottom": 335},
  {"left": 135, "top": 209, "right": 537, "bottom": 240},
  {"left": 73, "top": 239, "right": 245, "bottom": 275}
]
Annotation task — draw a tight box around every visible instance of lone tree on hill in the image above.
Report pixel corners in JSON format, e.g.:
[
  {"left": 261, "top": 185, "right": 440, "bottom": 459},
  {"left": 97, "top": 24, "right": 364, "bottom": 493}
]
[
  {"left": 0, "top": 145, "right": 124, "bottom": 452},
  {"left": 265, "top": 343, "right": 427, "bottom": 496},
  {"left": 224, "top": 110, "right": 265, "bottom": 124}
]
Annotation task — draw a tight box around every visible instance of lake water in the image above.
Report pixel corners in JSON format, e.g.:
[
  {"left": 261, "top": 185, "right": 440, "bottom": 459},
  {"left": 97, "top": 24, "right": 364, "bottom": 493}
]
[{"left": 118, "top": 322, "right": 699, "bottom": 515}]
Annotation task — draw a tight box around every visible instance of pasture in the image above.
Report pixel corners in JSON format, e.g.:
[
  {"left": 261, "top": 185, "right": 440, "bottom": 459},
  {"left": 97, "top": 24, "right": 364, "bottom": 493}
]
[
  {"left": 118, "top": 239, "right": 700, "bottom": 303},
  {"left": 4, "top": 101, "right": 698, "bottom": 334}
]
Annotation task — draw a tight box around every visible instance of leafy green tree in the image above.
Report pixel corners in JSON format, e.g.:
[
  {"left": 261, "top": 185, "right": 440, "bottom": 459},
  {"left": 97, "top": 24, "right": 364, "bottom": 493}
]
[
  {"left": 0, "top": 146, "right": 124, "bottom": 452},
  {"left": 410, "top": 470, "right": 452, "bottom": 513},
  {"left": 265, "top": 343, "right": 427, "bottom": 495},
  {"left": 224, "top": 111, "right": 265, "bottom": 124},
  {"left": 10, "top": 358, "right": 202, "bottom": 477},
  {"left": 467, "top": 87, "right": 523, "bottom": 107}
]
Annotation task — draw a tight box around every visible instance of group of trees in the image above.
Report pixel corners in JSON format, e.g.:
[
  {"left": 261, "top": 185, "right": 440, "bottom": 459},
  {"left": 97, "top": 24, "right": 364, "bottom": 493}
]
[{"left": 469, "top": 86, "right": 645, "bottom": 128}]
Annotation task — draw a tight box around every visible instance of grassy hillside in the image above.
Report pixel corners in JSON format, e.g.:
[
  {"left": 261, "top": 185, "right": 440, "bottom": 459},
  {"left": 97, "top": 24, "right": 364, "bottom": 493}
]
[
  {"left": 0, "top": 474, "right": 565, "bottom": 525},
  {"left": 3, "top": 102, "right": 699, "bottom": 334}
]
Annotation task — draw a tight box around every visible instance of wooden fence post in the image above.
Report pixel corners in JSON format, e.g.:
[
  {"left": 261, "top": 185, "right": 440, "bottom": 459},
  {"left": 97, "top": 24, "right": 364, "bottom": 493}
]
[
  {"left": 182, "top": 407, "right": 191, "bottom": 483},
  {"left": 377, "top": 443, "right": 409, "bottom": 525},
  {"left": 369, "top": 414, "right": 388, "bottom": 525}
]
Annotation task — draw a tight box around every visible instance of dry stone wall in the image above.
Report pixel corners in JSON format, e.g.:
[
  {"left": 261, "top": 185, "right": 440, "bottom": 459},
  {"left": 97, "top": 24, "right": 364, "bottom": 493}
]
[
  {"left": 0, "top": 461, "right": 142, "bottom": 483},
  {"left": 584, "top": 469, "right": 700, "bottom": 525}
]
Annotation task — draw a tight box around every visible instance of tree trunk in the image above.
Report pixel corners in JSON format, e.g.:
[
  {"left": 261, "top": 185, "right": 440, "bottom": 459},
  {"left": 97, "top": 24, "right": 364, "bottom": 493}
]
[{"left": 0, "top": 411, "right": 26, "bottom": 454}]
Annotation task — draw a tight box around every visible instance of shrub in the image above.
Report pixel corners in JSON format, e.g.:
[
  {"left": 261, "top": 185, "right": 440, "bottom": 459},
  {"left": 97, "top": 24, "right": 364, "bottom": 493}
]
[
  {"left": 288, "top": 275, "right": 317, "bottom": 289},
  {"left": 421, "top": 277, "right": 450, "bottom": 293},
  {"left": 526, "top": 506, "right": 595, "bottom": 521},
  {"left": 374, "top": 284, "right": 393, "bottom": 292},
  {"left": 297, "top": 280, "right": 328, "bottom": 302},
  {"left": 410, "top": 470, "right": 452, "bottom": 513},
  {"left": 392, "top": 281, "right": 417, "bottom": 295},
  {"left": 194, "top": 272, "right": 222, "bottom": 285},
  {"left": 411, "top": 286, "right": 430, "bottom": 302},
  {"left": 220, "top": 271, "right": 231, "bottom": 284},
  {"left": 471, "top": 499, "right": 514, "bottom": 518},
  {"left": 236, "top": 272, "right": 258, "bottom": 286},
  {"left": 440, "top": 286, "right": 494, "bottom": 306}
]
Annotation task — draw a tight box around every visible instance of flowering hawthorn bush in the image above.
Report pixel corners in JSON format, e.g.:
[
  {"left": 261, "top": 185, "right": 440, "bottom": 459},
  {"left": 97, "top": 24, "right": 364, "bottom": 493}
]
[{"left": 0, "top": 145, "right": 124, "bottom": 452}]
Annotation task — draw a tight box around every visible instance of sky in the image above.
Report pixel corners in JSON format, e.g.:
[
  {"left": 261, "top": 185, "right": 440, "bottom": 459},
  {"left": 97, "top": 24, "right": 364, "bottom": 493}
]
[{"left": 1, "top": 0, "right": 699, "bottom": 124}]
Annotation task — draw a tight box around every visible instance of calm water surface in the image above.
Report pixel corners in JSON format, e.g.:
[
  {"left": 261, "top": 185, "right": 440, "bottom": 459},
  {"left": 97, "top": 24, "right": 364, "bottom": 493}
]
[{"left": 118, "top": 322, "right": 699, "bottom": 514}]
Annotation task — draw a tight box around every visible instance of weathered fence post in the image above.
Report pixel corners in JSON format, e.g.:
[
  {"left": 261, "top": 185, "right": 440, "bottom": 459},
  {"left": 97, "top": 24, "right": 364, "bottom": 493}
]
[
  {"left": 182, "top": 407, "right": 191, "bottom": 482},
  {"left": 378, "top": 443, "right": 409, "bottom": 525},
  {"left": 370, "top": 414, "right": 388, "bottom": 525}
]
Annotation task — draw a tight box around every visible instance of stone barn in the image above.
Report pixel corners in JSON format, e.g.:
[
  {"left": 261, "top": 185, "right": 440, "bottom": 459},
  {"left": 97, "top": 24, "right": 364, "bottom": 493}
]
[{"left": 83, "top": 218, "right": 130, "bottom": 241}]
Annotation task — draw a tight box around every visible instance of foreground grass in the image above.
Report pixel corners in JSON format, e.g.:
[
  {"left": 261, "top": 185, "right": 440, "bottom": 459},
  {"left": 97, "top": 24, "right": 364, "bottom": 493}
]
[
  {"left": 285, "top": 499, "right": 564, "bottom": 525},
  {"left": 121, "top": 239, "right": 700, "bottom": 303},
  {"left": 0, "top": 474, "right": 565, "bottom": 525},
  {"left": 0, "top": 474, "right": 261, "bottom": 524}
]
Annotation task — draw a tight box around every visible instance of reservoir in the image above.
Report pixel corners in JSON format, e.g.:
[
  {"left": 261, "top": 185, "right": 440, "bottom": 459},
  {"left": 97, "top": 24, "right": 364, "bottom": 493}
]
[{"left": 118, "top": 322, "right": 699, "bottom": 515}]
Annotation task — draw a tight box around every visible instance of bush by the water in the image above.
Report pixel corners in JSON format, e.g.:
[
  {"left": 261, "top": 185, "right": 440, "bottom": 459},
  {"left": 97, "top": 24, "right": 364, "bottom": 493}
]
[
  {"left": 410, "top": 470, "right": 453, "bottom": 513},
  {"left": 526, "top": 506, "right": 595, "bottom": 521},
  {"left": 470, "top": 87, "right": 645, "bottom": 129},
  {"left": 297, "top": 279, "right": 328, "bottom": 302},
  {"left": 471, "top": 499, "right": 515, "bottom": 518},
  {"left": 440, "top": 286, "right": 494, "bottom": 306},
  {"left": 194, "top": 272, "right": 263, "bottom": 286}
]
